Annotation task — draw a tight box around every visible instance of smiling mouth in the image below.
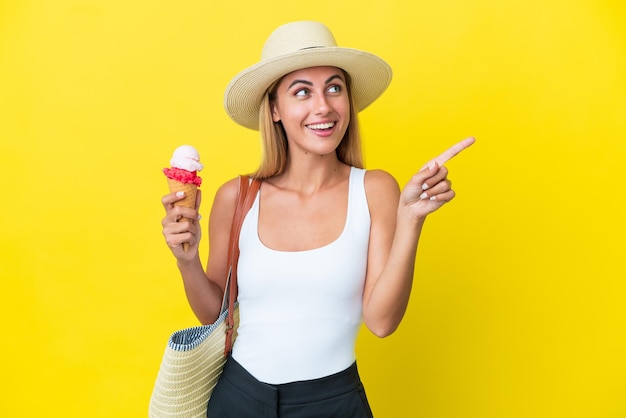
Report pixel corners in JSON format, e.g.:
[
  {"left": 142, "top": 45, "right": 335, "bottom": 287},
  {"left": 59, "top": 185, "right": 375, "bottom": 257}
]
[{"left": 306, "top": 122, "right": 336, "bottom": 131}]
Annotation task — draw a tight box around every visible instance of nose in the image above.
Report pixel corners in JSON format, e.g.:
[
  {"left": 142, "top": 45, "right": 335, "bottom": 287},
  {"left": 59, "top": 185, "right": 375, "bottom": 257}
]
[{"left": 313, "top": 93, "right": 331, "bottom": 115}]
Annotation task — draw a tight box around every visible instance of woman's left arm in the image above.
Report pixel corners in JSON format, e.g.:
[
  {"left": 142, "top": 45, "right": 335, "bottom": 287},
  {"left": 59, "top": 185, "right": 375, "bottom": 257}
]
[{"left": 362, "top": 137, "right": 475, "bottom": 337}]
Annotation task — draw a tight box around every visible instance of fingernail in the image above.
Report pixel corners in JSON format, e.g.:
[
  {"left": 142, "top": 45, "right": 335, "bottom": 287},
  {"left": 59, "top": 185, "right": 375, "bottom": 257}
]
[
  {"left": 197, "top": 214, "right": 202, "bottom": 221},
  {"left": 428, "top": 162, "right": 437, "bottom": 170},
  {"left": 421, "top": 183, "right": 430, "bottom": 191},
  {"left": 420, "top": 192, "right": 428, "bottom": 200},
  {"left": 176, "top": 191, "right": 184, "bottom": 197},
  {"left": 429, "top": 196, "right": 437, "bottom": 201}
]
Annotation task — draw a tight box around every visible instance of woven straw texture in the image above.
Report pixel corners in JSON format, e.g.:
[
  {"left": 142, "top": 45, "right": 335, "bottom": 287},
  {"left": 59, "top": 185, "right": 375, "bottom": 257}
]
[{"left": 149, "top": 306, "right": 239, "bottom": 417}]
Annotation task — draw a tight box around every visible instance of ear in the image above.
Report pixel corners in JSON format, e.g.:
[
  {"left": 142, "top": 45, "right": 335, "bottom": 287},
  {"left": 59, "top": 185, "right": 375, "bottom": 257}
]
[{"left": 271, "top": 102, "right": 281, "bottom": 123}]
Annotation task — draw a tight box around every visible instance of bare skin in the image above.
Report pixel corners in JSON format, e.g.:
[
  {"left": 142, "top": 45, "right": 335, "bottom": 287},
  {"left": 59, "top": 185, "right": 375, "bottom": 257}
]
[{"left": 161, "top": 66, "right": 475, "bottom": 334}]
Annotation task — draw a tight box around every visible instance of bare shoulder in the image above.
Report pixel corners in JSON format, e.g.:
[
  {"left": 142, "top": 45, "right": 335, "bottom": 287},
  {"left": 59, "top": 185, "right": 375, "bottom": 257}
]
[
  {"left": 213, "top": 177, "right": 240, "bottom": 210},
  {"left": 208, "top": 177, "right": 242, "bottom": 229},
  {"left": 364, "top": 169, "right": 400, "bottom": 202}
]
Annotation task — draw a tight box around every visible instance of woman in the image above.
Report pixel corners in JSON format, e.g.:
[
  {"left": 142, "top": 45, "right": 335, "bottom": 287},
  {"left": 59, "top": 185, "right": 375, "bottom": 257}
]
[{"left": 161, "top": 21, "right": 474, "bottom": 417}]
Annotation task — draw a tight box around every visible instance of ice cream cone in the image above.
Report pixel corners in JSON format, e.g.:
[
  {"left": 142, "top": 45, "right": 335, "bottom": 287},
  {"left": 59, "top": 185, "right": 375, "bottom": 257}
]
[{"left": 166, "top": 178, "right": 198, "bottom": 251}]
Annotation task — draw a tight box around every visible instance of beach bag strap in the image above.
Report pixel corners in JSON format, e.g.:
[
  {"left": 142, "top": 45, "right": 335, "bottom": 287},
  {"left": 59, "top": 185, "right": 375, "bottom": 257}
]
[{"left": 224, "top": 175, "right": 261, "bottom": 355}]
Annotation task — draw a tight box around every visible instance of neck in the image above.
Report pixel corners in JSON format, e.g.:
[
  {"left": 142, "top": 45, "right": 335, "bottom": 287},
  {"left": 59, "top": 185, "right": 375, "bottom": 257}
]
[{"left": 274, "top": 152, "right": 349, "bottom": 195}]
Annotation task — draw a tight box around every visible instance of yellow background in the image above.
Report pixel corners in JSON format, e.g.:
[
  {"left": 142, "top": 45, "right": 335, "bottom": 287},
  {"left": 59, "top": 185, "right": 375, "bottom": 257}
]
[{"left": 1, "top": 0, "right": 625, "bottom": 416}]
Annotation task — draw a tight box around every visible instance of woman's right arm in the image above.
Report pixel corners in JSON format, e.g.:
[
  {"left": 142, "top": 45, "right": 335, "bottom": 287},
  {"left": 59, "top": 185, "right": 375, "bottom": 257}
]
[{"left": 161, "top": 178, "right": 240, "bottom": 324}]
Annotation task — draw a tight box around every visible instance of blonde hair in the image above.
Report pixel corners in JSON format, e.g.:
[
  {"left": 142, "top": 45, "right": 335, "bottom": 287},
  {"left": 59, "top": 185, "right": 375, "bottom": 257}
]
[{"left": 253, "top": 73, "right": 364, "bottom": 179}]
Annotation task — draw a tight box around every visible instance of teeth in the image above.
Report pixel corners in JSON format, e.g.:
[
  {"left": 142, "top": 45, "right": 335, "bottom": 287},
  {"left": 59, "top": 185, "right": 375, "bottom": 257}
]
[{"left": 307, "top": 122, "right": 335, "bottom": 130}]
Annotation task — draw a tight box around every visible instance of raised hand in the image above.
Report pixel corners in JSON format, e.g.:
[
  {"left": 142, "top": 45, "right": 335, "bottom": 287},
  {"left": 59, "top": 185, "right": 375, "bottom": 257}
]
[{"left": 402, "top": 137, "right": 475, "bottom": 219}]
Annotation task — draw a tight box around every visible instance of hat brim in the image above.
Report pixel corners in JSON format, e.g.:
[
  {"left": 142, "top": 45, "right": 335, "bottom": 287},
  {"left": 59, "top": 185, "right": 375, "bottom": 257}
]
[{"left": 224, "top": 47, "right": 392, "bottom": 130}]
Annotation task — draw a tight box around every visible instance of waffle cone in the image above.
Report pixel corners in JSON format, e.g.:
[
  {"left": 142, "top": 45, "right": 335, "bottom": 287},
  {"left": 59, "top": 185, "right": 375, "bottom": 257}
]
[{"left": 166, "top": 178, "right": 198, "bottom": 251}]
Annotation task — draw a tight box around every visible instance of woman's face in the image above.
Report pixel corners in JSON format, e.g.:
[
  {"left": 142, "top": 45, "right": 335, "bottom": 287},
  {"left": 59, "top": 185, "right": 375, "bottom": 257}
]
[{"left": 271, "top": 66, "right": 350, "bottom": 158}]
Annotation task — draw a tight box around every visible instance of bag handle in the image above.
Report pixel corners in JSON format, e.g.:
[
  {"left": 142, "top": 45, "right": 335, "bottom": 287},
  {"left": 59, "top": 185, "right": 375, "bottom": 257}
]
[{"left": 224, "top": 175, "right": 261, "bottom": 355}]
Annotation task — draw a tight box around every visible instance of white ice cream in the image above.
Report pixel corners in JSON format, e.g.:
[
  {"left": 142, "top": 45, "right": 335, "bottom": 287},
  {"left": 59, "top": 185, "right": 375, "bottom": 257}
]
[{"left": 170, "top": 145, "right": 204, "bottom": 172}]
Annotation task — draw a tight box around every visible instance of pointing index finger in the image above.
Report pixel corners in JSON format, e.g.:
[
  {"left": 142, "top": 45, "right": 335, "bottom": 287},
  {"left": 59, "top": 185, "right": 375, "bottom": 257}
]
[{"left": 421, "top": 137, "right": 476, "bottom": 170}]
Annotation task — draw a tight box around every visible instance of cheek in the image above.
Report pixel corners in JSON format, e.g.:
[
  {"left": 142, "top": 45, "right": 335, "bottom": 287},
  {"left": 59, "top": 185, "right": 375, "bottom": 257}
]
[
  {"left": 334, "top": 95, "right": 350, "bottom": 115},
  {"left": 337, "top": 100, "right": 351, "bottom": 124},
  {"left": 278, "top": 107, "right": 307, "bottom": 126}
]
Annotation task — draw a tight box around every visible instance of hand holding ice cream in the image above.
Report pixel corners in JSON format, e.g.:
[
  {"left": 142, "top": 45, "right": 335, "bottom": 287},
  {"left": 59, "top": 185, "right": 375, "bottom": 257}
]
[{"left": 163, "top": 145, "right": 203, "bottom": 251}]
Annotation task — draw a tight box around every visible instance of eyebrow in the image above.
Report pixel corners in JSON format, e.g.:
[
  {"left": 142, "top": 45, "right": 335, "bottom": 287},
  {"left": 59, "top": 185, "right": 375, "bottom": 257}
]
[{"left": 287, "top": 74, "right": 345, "bottom": 90}]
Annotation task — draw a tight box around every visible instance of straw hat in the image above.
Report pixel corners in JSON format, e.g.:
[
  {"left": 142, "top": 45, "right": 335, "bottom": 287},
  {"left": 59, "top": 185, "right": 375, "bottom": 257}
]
[{"left": 224, "top": 21, "right": 393, "bottom": 130}]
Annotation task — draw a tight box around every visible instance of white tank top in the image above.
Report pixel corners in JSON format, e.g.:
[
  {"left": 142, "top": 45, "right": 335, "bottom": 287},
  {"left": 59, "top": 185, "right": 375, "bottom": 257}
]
[{"left": 232, "top": 167, "right": 371, "bottom": 384}]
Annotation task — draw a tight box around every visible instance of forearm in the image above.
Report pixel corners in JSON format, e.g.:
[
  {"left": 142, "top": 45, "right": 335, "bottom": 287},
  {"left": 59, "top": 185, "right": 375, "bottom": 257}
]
[
  {"left": 363, "top": 209, "right": 425, "bottom": 337},
  {"left": 177, "top": 253, "right": 224, "bottom": 325}
]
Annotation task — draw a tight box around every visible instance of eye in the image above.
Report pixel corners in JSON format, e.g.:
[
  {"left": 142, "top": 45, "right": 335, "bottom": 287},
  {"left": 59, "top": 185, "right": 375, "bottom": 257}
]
[
  {"left": 327, "top": 84, "right": 342, "bottom": 94},
  {"left": 294, "top": 88, "right": 310, "bottom": 97}
]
